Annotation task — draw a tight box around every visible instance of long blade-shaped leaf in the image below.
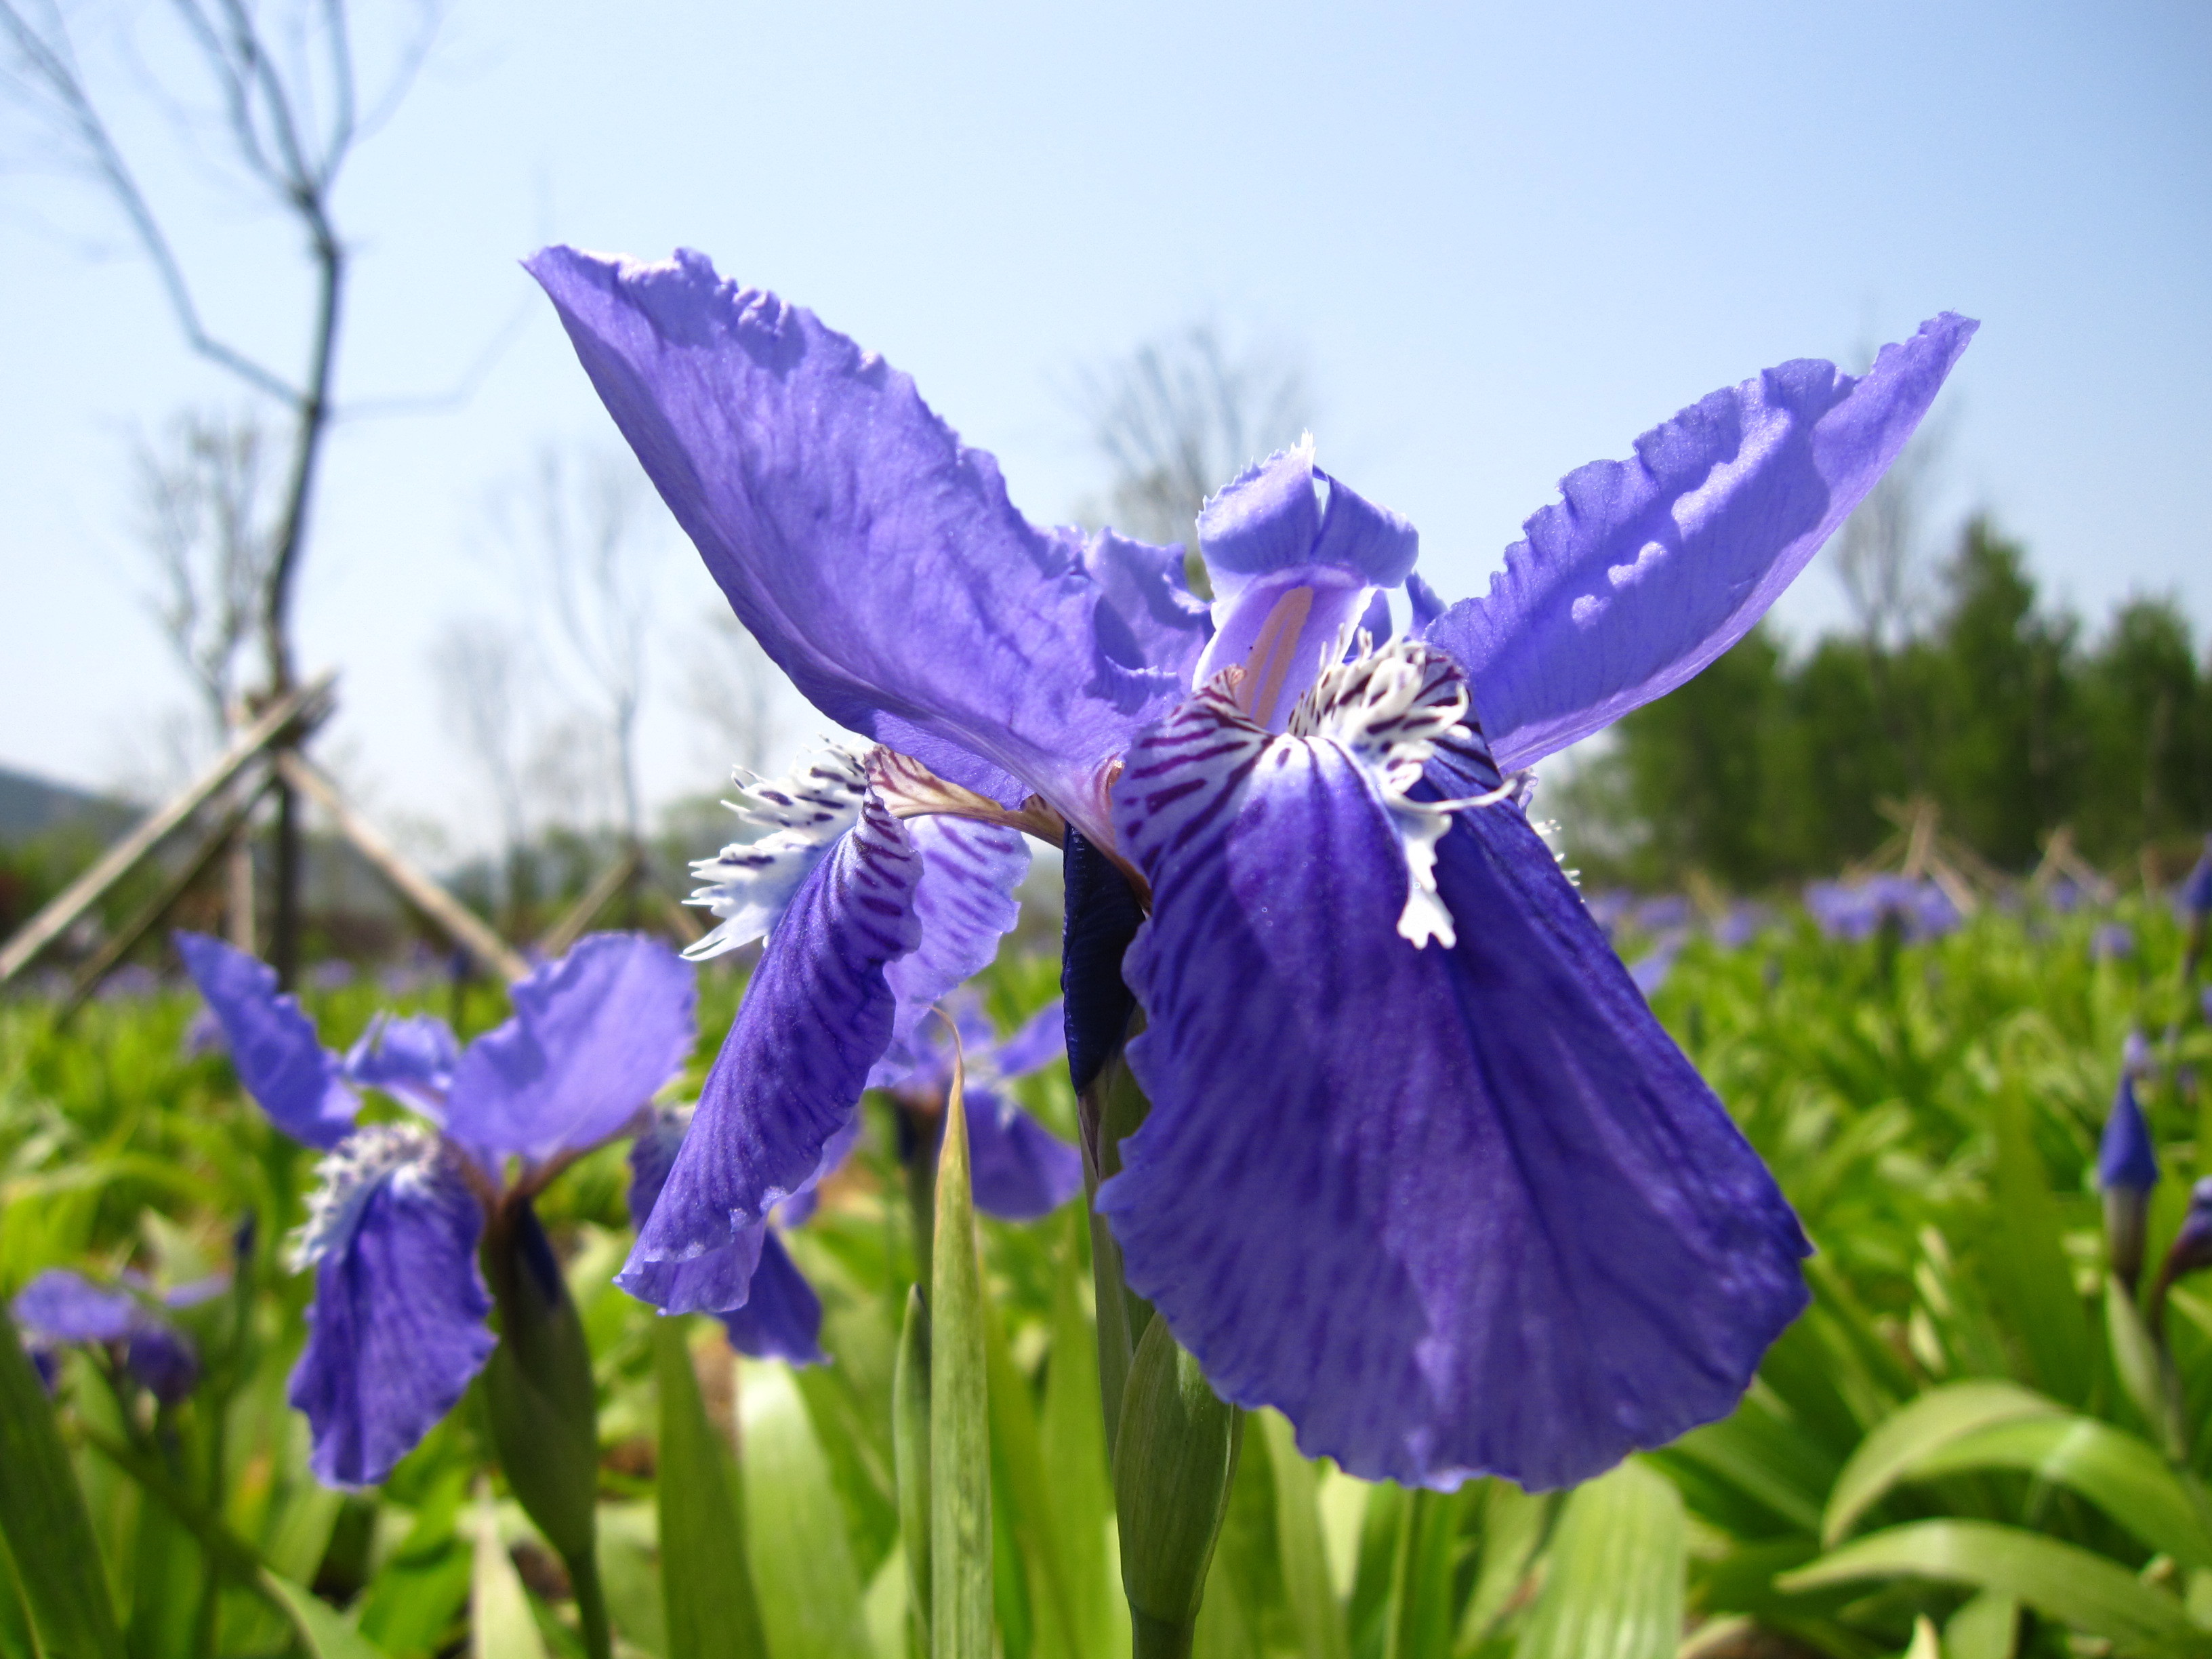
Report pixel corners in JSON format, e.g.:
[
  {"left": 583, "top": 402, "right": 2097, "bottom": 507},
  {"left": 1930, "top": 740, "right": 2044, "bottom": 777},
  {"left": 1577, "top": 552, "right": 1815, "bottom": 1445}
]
[
  {"left": 933, "top": 1056, "right": 993, "bottom": 1659},
  {"left": 1042, "top": 1214, "right": 1117, "bottom": 1659},
  {"left": 0, "top": 1305, "right": 123, "bottom": 1659},
  {"left": 1513, "top": 1460, "right": 1683, "bottom": 1659},
  {"left": 739, "top": 1360, "right": 872, "bottom": 1659},
  {"left": 1258, "top": 1412, "right": 1348, "bottom": 1659},
  {"left": 655, "top": 1317, "right": 769, "bottom": 1659},
  {"left": 470, "top": 1486, "right": 551, "bottom": 1659},
  {"left": 895, "top": 1286, "right": 933, "bottom": 1649},
  {"left": 1986, "top": 1092, "right": 2095, "bottom": 1408},
  {"left": 1779, "top": 1520, "right": 2207, "bottom": 1656},
  {"left": 1908, "top": 1416, "right": 2212, "bottom": 1570},
  {"left": 260, "top": 1572, "right": 391, "bottom": 1659},
  {"left": 1822, "top": 1381, "right": 2063, "bottom": 1544}
]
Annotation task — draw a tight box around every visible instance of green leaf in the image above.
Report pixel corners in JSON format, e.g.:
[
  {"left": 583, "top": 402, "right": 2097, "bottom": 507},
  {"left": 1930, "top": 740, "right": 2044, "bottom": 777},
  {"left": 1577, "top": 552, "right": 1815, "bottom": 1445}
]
[
  {"left": 1900, "top": 1616, "right": 1940, "bottom": 1659},
  {"left": 1382, "top": 1488, "right": 1465, "bottom": 1659},
  {"left": 654, "top": 1318, "right": 769, "bottom": 1659},
  {"left": 2108, "top": 1275, "right": 2187, "bottom": 1458},
  {"left": 1257, "top": 1412, "right": 1348, "bottom": 1659},
  {"left": 1040, "top": 1214, "right": 1118, "bottom": 1659},
  {"left": 1113, "top": 1315, "right": 1242, "bottom": 1647},
  {"left": 1512, "top": 1460, "right": 1683, "bottom": 1659},
  {"left": 0, "top": 1302, "right": 123, "bottom": 1659},
  {"left": 894, "top": 1286, "right": 933, "bottom": 1647},
  {"left": 983, "top": 1283, "right": 1083, "bottom": 1657},
  {"left": 1908, "top": 1415, "right": 2212, "bottom": 1569},
  {"left": 1944, "top": 1590, "right": 2020, "bottom": 1659},
  {"left": 1778, "top": 1520, "right": 2207, "bottom": 1656},
  {"left": 356, "top": 1471, "right": 474, "bottom": 1658},
  {"left": 932, "top": 1057, "right": 993, "bottom": 1659},
  {"left": 469, "top": 1486, "right": 551, "bottom": 1659},
  {"left": 1984, "top": 1092, "right": 2095, "bottom": 1408},
  {"left": 740, "top": 1358, "right": 872, "bottom": 1659},
  {"left": 1456, "top": 1481, "right": 1551, "bottom": 1656},
  {"left": 1822, "top": 1380, "right": 2064, "bottom": 1544},
  {"left": 260, "top": 1571, "right": 392, "bottom": 1659}
]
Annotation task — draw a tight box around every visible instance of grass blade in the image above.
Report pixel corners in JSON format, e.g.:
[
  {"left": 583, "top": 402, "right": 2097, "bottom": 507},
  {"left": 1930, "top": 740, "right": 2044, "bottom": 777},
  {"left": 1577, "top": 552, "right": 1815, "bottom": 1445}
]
[
  {"left": 1780, "top": 1519, "right": 2206, "bottom": 1655},
  {"left": 1512, "top": 1459, "right": 1683, "bottom": 1659},
  {"left": 0, "top": 1303, "right": 123, "bottom": 1659},
  {"left": 933, "top": 1052, "right": 993, "bottom": 1659},
  {"left": 655, "top": 1317, "right": 769, "bottom": 1659},
  {"left": 1821, "top": 1380, "right": 2062, "bottom": 1545},
  {"left": 1258, "top": 1412, "right": 1348, "bottom": 1659},
  {"left": 739, "top": 1359, "right": 872, "bottom": 1659},
  {"left": 470, "top": 1484, "right": 550, "bottom": 1659}
]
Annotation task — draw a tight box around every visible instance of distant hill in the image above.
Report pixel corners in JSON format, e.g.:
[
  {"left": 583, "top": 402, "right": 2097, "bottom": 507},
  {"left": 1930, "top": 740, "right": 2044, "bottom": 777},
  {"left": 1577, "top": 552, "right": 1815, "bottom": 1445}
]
[{"left": 0, "top": 766, "right": 138, "bottom": 846}]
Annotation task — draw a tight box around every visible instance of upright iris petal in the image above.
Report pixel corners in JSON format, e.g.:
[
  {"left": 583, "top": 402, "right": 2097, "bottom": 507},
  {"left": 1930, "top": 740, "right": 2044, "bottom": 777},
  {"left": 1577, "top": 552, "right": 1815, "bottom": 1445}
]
[
  {"left": 345, "top": 1012, "right": 461, "bottom": 1119},
  {"left": 289, "top": 1125, "right": 497, "bottom": 1486},
  {"left": 1425, "top": 314, "right": 1978, "bottom": 771},
  {"left": 526, "top": 246, "right": 1210, "bottom": 841},
  {"left": 176, "top": 932, "right": 358, "bottom": 1149},
  {"left": 443, "top": 933, "right": 697, "bottom": 1165},
  {"left": 1105, "top": 661, "right": 1807, "bottom": 1490}
]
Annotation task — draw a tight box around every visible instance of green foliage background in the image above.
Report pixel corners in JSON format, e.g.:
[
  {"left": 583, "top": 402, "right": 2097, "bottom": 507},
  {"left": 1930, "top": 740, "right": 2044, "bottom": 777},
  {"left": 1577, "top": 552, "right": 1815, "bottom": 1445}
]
[{"left": 2, "top": 897, "right": 2211, "bottom": 1659}]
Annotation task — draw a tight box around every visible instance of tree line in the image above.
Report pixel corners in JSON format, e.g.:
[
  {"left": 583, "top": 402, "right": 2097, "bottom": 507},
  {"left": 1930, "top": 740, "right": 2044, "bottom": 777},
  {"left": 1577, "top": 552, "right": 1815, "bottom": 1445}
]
[{"left": 1558, "top": 518, "right": 2210, "bottom": 891}]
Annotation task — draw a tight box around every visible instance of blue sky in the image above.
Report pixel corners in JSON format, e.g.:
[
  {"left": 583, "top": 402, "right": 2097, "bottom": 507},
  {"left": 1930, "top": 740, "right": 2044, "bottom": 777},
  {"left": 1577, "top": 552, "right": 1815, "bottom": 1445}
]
[{"left": 3, "top": 0, "right": 2207, "bottom": 846}]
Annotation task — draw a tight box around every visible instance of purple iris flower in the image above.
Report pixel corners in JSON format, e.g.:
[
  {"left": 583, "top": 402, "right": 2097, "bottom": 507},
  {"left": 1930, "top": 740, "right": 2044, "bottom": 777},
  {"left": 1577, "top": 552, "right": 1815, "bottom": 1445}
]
[
  {"left": 886, "top": 993, "right": 1084, "bottom": 1223},
  {"left": 1629, "top": 930, "right": 1689, "bottom": 999},
  {"left": 1713, "top": 902, "right": 1769, "bottom": 950},
  {"left": 529, "top": 244, "right": 1969, "bottom": 1490},
  {"left": 12, "top": 1269, "right": 203, "bottom": 1404},
  {"left": 1805, "top": 876, "right": 1960, "bottom": 944},
  {"left": 2179, "top": 836, "right": 2212, "bottom": 919},
  {"left": 2090, "top": 922, "right": 2135, "bottom": 962},
  {"left": 177, "top": 929, "right": 694, "bottom": 1485}
]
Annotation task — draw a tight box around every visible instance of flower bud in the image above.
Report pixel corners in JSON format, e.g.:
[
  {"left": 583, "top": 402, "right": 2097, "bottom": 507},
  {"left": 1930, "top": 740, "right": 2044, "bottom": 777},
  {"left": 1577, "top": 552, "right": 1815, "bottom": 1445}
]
[
  {"left": 2098, "top": 1073, "right": 2160, "bottom": 1290},
  {"left": 1113, "top": 1316, "right": 1242, "bottom": 1655}
]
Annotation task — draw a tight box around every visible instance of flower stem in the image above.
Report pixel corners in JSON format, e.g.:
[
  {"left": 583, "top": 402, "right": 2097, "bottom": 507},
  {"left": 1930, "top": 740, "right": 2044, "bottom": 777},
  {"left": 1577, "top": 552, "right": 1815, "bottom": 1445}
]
[
  {"left": 569, "top": 1551, "right": 614, "bottom": 1659},
  {"left": 1130, "top": 1607, "right": 1197, "bottom": 1659}
]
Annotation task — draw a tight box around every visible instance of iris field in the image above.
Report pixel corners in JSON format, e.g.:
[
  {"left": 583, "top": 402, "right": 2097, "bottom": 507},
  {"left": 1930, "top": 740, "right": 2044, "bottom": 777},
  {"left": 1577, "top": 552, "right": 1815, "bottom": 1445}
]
[{"left": 3, "top": 892, "right": 2209, "bottom": 1659}]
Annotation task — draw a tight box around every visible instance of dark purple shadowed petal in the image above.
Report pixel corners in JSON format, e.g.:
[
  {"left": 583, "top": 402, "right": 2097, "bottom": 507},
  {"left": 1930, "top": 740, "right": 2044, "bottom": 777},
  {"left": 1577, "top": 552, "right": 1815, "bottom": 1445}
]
[
  {"left": 443, "top": 933, "right": 696, "bottom": 1164},
  {"left": 620, "top": 794, "right": 922, "bottom": 1313},
  {"left": 175, "top": 932, "right": 358, "bottom": 1149},
  {"left": 989, "top": 1000, "right": 1066, "bottom": 1080},
  {"left": 1103, "top": 688, "right": 1808, "bottom": 1491},
  {"left": 2099, "top": 1076, "right": 2159, "bottom": 1193},
  {"left": 869, "top": 817, "right": 1030, "bottom": 1088},
  {"left": 12, "top": 1269, "right": 140, "bottom": 1343},
  {"left": 965, "top": 1084, "right": 1083, "bottom": 1222},
  {"left": 288, "top": 1128, "right": 495, "bottom": 1486},
  {"left": 716, "top": 1229, "right": 825, "bottom": 1365},
  {"left": 1061, "top": 827, "right": 1144, "bottom": 1094},
  {"left": 1426, "top": 316, "right": 1976, "bottom": 772},
  {"left": 344, "top": 1012, "right": 461, "bottom": 1120},
  {"left": 526, "top": 246, "right": 1209, "bottom": 844},
  {"left": 123, "top": 1324, "right": 200, "bottom": 1405}
]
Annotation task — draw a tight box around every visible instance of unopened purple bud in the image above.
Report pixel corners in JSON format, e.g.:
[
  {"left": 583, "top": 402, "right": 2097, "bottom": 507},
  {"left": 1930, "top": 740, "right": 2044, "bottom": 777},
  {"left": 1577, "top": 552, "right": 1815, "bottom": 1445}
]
[
  {"left": 2163, "top": 1176, "right": 2212, "bottom": 1284},
  {"left": 2100, "top": 1075, "right": 2160, "bottom": 1290}
]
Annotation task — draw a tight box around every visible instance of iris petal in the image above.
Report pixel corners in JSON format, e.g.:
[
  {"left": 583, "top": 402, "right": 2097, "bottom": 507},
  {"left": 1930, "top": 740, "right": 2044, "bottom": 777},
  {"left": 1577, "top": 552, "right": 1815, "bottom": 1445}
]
[
  {"left": 527, "top": 246, "right": 1209, "bottom": 842},
  {"left": 1104, "top": 685, "right": 1808, "bottom": 1490},
  {"left": 1427, "top": 314, "right": 1976, "bottom": 771},
  {"left": 989, "top": 999, "right": 1066, "bottom": 1080},
  {"left": 288, "top": 1133, "right": 495, "bottom": 1486},
  {"left": 871, "top": 817, "right": 1030, "bottom": 1087},
  {"left": 621, "top": 792, "right": 922, "bottom": 1311},
  {"left": 966, "top": 1084, "right": 1083, "bottom": 1221},
  {"left": 716, "top": 1230, "right": 825, "bottom": 1365},
  {"left": 176, "top": 932, "right": 357, "bottom": 1149},
  {"left": 12, "top": 1269, "right": 140, "bottom": 1343},
  {"left": 443, "top": 933, "right": 696, "bottom": 1164},
  {"left": 344, "top": 1012, "right": 459, "bottom": 1119}
]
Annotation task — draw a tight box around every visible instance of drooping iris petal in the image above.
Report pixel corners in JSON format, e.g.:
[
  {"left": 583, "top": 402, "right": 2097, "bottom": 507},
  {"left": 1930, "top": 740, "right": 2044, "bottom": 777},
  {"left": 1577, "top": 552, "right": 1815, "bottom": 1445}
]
[
  {"left": 344, "top": 1012, "right": 460, "bottom": 1119},
  {"left": 1104, "top": 684, "right": 1808, "bottom": 1491},
  {"left": 526, "top": 245, "right": 1210, "bottom": 844},
  {"left": 716, "top": 1230, "right": 825, "bottom": 1365},
  {"left": 623, "top": 1107, "right": 767, "bottom": 1314},
  {"left": 965, "top": 1084, "right": 1083, "bottom": 1221},
  {"left": 1061, "top": 828, "right": 1145, "bottom": 1094},
  {"left": 621, "top": 794, "right": 923, "bottom": 1313},
  {"left": 990, "top": 999, "right": 1067, "bottom": 1080},
  {"left": 869, "top": 816, "right": 1031, "bottom": 1087},
  {"left": 1425, "top": 315, "right": 1977, "bottom": 772},
  {"left": 288, "top": 1126, "right": 495, "bottom": 1486},
  {"left": 123, "top": 1325, "right": 201, "bottom": 1405},
  {"left": 443, "top": 934, "right": 696, "bottom": 1165},
  {"left": 685, "top": 739, "right": 873, "bottom": 961},
  {"left": 175, "top": 932, "right": 357, "bottom": 1150}
]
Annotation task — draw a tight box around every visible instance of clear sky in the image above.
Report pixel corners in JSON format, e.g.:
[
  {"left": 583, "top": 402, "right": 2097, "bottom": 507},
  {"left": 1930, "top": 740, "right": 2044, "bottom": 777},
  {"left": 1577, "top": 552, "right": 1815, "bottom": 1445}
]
[{"left": 3, "top": 0, "right": 2207, "bottom": 851}]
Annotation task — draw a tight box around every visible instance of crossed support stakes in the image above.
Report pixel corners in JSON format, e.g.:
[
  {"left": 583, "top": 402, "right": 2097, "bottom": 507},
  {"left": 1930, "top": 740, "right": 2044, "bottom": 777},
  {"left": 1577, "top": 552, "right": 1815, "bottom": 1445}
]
[{"left": 1, "top": 674, "right": 537, "bottom": 1009}]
